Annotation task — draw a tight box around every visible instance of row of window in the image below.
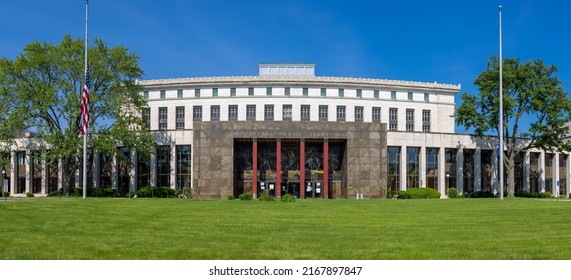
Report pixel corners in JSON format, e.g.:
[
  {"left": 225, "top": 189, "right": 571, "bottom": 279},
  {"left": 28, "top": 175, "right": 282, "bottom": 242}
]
[
  {"left": 143, "top": 105, "right": 432, "bottom": 132},
  {"left": 144, "top": 88, "right": 431, "bottom": 102}
]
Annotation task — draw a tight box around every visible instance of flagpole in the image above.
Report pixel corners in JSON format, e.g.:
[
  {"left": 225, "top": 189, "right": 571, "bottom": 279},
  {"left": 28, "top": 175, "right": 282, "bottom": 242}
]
[
  {"left": 499, "top": 5, "right": 504, "bottom": 200},
  {"left": 82, "top": 0, "right": 89, "bottom": 200}
]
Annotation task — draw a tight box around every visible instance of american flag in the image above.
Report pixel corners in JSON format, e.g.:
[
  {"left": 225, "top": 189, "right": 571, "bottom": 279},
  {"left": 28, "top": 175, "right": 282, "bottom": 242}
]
[{"left": 80, "top": 65, "right": 90, "bottom": 135}]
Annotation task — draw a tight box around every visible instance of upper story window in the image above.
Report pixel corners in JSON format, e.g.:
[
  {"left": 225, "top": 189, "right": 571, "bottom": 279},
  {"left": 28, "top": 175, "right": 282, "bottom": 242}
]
[
  {"left": 266, "top": 87, "right": 272, "bottom": 96},
  {"left": 193, "top": 106, "right": 202, "bottom": 121},
  {"left": 212, "top": 88, "right": 218, "bottom": 97},
  {"left": 389, "top": 108, "right": 398, "bottom": 131},
  {"left": 160, "top": 90, "right": 166, "bottom": 100},
  {"left": 321, "top": 88, "right": 326, "bottom": 97},
  {"left": 336, "top": 106, "right": 346, "bottom": 122},
  {"left": 374, "top": 90, "right": 379, "bottom": 99},
  {"left": 228, "top": 105, "right": 238, "bottom": 121},
  {"left": 246, "top": 105, "right": 256, "bottom": 120},
  {"left": 142, "top": 108, "right": 150, "bottom": 129},
  {"left": 424, "top": 93, "right": 429, "bottom": 102},
  {"left": 177, "top": 89, "right": 183, "bottom": 99},
  {"left": 158, "top": 107, "right": 167, "bottom": 130},
  {"left": 301, "top": 105, "right": 310, "bottom": 121},
  {"left": 230, "top": 88, "right": 236, "bottom": 97},
  {"left": 248, "top": 87, "right": 254, "bottom": 96},
  {"left": 372, "top": 107, "right": 381, "bottom": 122},
  {"left": 406, "top": 109, "right": 414, "bottom": 131},
  {"left": 285, "top": 87, "right": 291, "bottom": 96},
  {"left": 283, "top": 105, "right": 292, "bottom": 121},
  {"left": 338, "top": 88, "right": 344, "bottom": 97},
  {"left": 422, "top": 110, "right": 431, "bottom": 132},
  {"left": 356, "top": 89, "right": 362, "bottom": 99},
  {"left": 408, "top": 91, "right": 413, "bottom": 101},
  {"left": 391, "top": 91, "right": 397, "bottom": 100},
  {"left": 319, "top": 105, "right": 328, "bottom": 121},
  {"left": 355, "top": 106, "right": 364, "bottom": 122},
  {"left": 264, "top": 105, "right": 274, "bottom": 120},
  {"left": 303, "top": 88, "right": 308, "bottom": 97},
  {"left": 194, "top": 89, "right": 201, "bottom": 98},
  {"left": 176, "top": 106, "right": 185, "bottom": 129},
  {"left": 143, "top": 91, "right": 149, "bottom": 100},
  {"left": 211, "top": 105, "right": 220, "bottom": 121}
]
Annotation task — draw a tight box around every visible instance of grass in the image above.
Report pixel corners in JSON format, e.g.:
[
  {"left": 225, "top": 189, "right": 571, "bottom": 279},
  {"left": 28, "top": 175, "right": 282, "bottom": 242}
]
[{"left": 1, "top": 197, "right": 571, "bottom": 260}]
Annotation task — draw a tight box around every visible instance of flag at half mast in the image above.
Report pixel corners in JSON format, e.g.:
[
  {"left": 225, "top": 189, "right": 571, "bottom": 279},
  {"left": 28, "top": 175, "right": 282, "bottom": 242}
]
[{"left": 80, "top": 65, "right": 90, "bottom": 135}]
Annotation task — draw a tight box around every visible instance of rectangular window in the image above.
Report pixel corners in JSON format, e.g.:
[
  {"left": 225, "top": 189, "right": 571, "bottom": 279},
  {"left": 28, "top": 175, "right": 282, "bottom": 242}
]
[
  {"left": 266, "top": 87, "right": 272, "bottom": 96},
  {"left": 212, "top": 88, "right": 218, "bottom": 97},
  {"left": 319, "top": 105, "right": 328, "bottom": 121},
  {"left": 336, "top": 106, "right": 346, "bottom": 121},
  {"left": 142, "top": 108, "right": 150, "bottom": 129},
  {"left": 426, "top": 148, "right": 439, "bottom": 190},
  {"left": 422, "top": 110, "right": 431, "bottom": 132},
  {"left": 230, "top": 87, "right": 236, "bottom": 97},
  {"left": 158, "top": 107, "right": 167, "bottom": 130},
  {"left": 388, "top": 146, "right": 401, "bottom": 192},
  {"left": 424, "top": 93, "right": 429, "bottom": 102},
  {"left": 283, "top": 105, "right": 292, "bottom": 121},
  {"left": 156, "top": 145, "right": 171, "bottom": 188},
  {"left": 391, "top": 91, "right": 397, "bottom": 100},
  {"left": 407, "top": 147, "right": 421, "bottom": 188},
  {"left": 355, "top": 106, "right": 364, "bottom": 122},
  {"left": 176, "top": 106, "right": 185, "bottom": 129},
  {"left": 228, "top": 105, "right": 238, "bottom": 121},
  {"left": 338, "top": 88, "right": 344, "bottom": 97},
  {"left": 321, "top": 88, "right": 326, "bottom": 97},
  {"left": 248, "top": 87, "right": 254, "bottom": 96},
  {"left": 176, "top": 145, "right": 192, "bottom": 191},
  {"left": 356, "top": 89, "right": 362, "bottom": 98},
  {"left": 264, "top": 105, "right": 274, "bottom": 120},
  {"left": 194, "top": 89, "right": 200, "bottom": 98},
  {"left": 177, "top": 89, "right": 183, "bottom": 99},
  {"left": 247, "top": 105, "right": 256, "bottom": 120},
  {"left": 389, "top": 108, "right": 398, "bottom": 131},
  {"left": 143, "top": 91, "right": 149, "bottom": 100},
  {"left": 211, "top": 105, "right": 220, "bottom": 121},
  {"left": 301, "top": 105, "right": 310, "bottom": 121},
  {"left": 160, "top": 90, "right": 166, "bottom": 100},
  {"left": 408, "top": 91, "right": 413, "bottom": 101},
  {"left": 406, "top": 109, "right": 414, "bottom": 131},
  {"left": 193, "top": 106, "right": 202, "bottom": 121},
  {"left": 303, "top": 87, "right": 308, "bottom": 97},
  {"left": 374, "top": 90, "right": 379, "bottom": 99},
  {"left": 285, "top": 87, "right": 291, "bottom": 96},
  {"left": 372, "top": 107, "right": 381, "bottom": 122}
]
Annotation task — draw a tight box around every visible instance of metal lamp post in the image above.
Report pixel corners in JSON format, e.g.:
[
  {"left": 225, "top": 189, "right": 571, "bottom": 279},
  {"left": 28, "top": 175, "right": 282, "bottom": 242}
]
[{"left": 2, "top": 169, "right": 6, "bottom": 201}]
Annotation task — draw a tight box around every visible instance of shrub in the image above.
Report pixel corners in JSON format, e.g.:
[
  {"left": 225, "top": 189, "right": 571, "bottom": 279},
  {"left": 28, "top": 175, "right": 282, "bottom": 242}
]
[
  {"left": 281, "top": 193, "right": 296, "bottom": 202},
  {"left": 540, "top": 192, "right": 553, "bottom": 198},
  {"left": 472, "top": 191, "right": 494, "bottom": 198},
  {"left": 258, "top": 190, "right": 275, "bottom": 201},
  {"left": 88, "top": 188, "right": 117, "bottom": 197},
  {"left": 516, "top": 190, "right": 531, "bottom": 198},
  {"left": 25, "top": 192, "right": 34, "bottom": 197},
  {"left": 137, "top": 186, "right": 179, "bottom": 198},
  {"left": 227, "top": 195, "right": 236, "bottom": 200},
  {"left": 2, "top": 191, "right": 9, "bottom": 198},
  {"left": 238, "top": 192, "right": 253, "bottom": 200},
  {"left": 448, "top": 188, "right": 458, "bottom": 198},
  {"left": 397, "top": 188, "right": 440, "bottom": 199}
]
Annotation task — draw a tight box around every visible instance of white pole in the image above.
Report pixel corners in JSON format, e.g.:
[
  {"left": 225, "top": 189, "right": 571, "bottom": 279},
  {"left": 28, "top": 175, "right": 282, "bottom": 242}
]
[
  {"left": 82, "top": 0, "right": 89, "bottom": 200},
  {"left": 499, "top": 5, "right": 504, "bottom": 200}
]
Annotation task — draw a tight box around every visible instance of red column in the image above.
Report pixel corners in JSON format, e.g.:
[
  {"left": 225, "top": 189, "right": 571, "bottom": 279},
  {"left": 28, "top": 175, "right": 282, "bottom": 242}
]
[
  {"left": 276, "top": 139, "right": 282, "bottom": 198},
  {"left": 300, "top": 139, "right": 305, "bottom": 199},
  {"left": 323, "top": 139, "right": 329, "bottom": 199},
  {"left": 252, "top": 139, "right": 258, "bottom": 198}
]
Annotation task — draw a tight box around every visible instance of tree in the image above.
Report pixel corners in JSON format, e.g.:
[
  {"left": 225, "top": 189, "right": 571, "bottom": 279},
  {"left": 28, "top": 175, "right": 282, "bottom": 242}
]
[
  {"left": 0, "top": 35, "right": 155, "bottom": 195},
  {"left": 456, "top": 56, "right": 571, "bottom": 197}
]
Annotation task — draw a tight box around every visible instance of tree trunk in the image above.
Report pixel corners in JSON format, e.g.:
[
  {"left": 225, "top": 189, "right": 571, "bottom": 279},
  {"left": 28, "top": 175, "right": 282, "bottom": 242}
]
[{"left": 506, "top": 156, "right": 516, "bottom": 197}]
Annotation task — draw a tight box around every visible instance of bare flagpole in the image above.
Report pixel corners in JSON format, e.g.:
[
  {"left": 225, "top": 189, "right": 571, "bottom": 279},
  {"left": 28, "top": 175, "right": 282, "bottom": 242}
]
[
  {"left": 499, "top": 5, "right": 504, "bottom": 200},
  {"left": 82, "top": 0, "right": 89, "bottom": 200}
]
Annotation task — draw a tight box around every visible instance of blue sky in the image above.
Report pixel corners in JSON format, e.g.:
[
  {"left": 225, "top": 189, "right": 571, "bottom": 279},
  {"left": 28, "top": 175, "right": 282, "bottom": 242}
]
[{"left": 1, "top": 0, "right": 570, "bottom": 134}]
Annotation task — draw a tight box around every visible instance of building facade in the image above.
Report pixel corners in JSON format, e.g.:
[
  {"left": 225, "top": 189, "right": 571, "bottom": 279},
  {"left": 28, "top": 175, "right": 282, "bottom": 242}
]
[{"left": 2, "top": 64, "right": 569, "bottom": 198}]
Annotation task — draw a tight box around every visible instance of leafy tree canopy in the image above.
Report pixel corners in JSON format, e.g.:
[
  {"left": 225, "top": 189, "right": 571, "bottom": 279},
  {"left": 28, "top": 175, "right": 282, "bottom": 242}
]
[{"left": 0, "top": 35, "right": 155, "bottom": 191}]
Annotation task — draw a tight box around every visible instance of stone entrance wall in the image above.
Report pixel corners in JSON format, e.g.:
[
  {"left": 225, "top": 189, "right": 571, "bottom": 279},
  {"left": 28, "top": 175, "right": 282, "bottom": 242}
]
[{"left": 192, "top": 121, "right": 387, "bottom": 198}]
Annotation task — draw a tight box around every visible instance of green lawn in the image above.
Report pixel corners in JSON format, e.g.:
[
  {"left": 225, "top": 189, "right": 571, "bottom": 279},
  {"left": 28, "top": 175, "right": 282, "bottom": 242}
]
[{"left": 1, "top": 197, "right": 571, "bottom": 260}]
